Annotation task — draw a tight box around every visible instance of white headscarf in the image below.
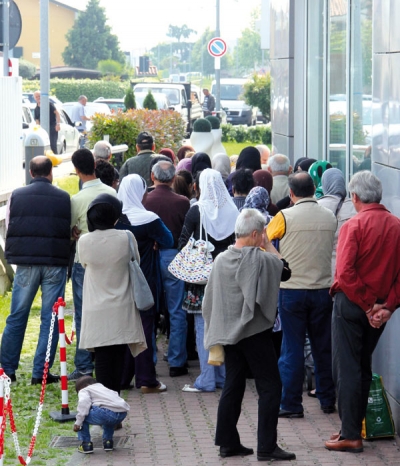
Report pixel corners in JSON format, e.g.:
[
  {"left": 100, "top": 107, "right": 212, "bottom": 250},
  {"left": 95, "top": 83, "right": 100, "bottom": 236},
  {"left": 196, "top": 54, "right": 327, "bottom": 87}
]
[
  {"left": 195, "top": 168, "right": 239, "bottom": 240},
  {"left": 117, "top": 174, "right": 159, "bottom": 226}
]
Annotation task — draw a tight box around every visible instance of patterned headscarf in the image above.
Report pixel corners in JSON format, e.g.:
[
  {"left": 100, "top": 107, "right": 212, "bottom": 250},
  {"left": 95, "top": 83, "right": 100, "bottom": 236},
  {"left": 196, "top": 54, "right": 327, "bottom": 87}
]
[{"left": 241, "top": 186, "right": 272, "bottom": 224}]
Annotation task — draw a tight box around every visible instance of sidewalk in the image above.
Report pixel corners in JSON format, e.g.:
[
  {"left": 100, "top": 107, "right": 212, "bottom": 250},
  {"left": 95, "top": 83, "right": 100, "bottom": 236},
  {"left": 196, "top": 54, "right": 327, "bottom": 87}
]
[{"left": 65, "top": 336, "right": 400, "bottom": 466}]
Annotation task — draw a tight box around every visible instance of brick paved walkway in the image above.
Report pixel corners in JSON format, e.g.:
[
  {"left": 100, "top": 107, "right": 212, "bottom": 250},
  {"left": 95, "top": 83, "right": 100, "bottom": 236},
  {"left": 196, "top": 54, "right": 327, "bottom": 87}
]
[{"left": 67, "top": 336, "right": 400, "bottom": 466}]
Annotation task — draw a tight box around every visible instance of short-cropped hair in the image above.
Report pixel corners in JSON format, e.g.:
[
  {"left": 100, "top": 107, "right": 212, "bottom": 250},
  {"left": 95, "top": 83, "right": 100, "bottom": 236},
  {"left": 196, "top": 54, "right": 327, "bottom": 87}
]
[
  {"left": 95, "top": 159, "right": 115, "bottom": 187},
  {"left": 267, "top": 154, "right": 290, "bottom": 173},
  {"left": 152, "top": 161, "right": 175, "bottom": 183},
  {"left": 232, "top": 168, "right": 254, "bottom": 195},
  {"left": 288, "top": 172, "right": 315, "bottom": 197},
  {"left": 75, "top": 376, "right": 97, "bottom": 393},
  {"left": 235, "top": 208, "right": 266, "bottom": 238},
  {"left": 348, "top": 170, "right": 382, "bottom": 204},
  {"left": 72, "top": 148, "right": 95, "bottom": 175},
  {"left": 93, "top": 140, "right": 111, "bottom": 160},
  {"left": 30, "top": 157, "right": 52, "bottom": 177}
]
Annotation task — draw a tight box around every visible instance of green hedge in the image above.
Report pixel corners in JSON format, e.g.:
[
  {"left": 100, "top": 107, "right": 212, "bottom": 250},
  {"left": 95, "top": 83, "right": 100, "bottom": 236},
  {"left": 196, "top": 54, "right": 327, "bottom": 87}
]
[
  {"left": 22, "top": 78, "right": 129, "bottom": 102},
  {"left": 221, "top": 124, "right": 271, "bottom": 145},
  {"left": 88, "top": 109, "right": 186, "bottom": 160}
]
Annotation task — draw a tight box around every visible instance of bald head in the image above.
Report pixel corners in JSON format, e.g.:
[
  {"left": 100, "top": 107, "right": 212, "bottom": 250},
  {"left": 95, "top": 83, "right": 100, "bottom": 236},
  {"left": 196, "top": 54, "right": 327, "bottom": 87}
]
[
  {"left": 256, "top": 145, "right": 271, "bottom": 165},
  {"left": 93, "top": 140, "right": 112, "bottom": 161},
  {"left": 288, "top": 172, "right": 315, "bottom": 199},
  {"left": 30, "top": 156, "right": 53, "bottom": 179},
  {"left": 151, "top": 160, "right": 175, "bottom": 184},
  {"left": 33, "top": 90, "right": 41, "bottom": 104}
]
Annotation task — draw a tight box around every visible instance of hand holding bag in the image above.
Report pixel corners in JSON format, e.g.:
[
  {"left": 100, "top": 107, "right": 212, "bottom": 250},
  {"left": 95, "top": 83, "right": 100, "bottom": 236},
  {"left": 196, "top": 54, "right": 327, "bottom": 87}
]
[
  {"left": 168, "top": 210, "right": 214, "bottom": 285},
  {"left": 126, "top": 231, "right": 154, "bottom": 311}
]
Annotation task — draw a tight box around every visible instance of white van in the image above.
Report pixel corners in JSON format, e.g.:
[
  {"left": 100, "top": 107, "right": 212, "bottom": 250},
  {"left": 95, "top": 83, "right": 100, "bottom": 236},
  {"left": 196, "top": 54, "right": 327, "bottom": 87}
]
[{"left": 211, "top": 78, "right": 257, "bottom": 126}]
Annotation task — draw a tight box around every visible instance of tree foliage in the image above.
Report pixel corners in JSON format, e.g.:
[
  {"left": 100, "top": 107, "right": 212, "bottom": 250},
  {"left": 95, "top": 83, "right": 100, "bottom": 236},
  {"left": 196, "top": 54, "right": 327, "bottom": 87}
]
[
  {"left": 234, "top": 28, "right": 262, "bottom": 73},
  {"left": 143, "top": 91, "right": 158, "bottom": 110},
  {"left": 97, "top": 60, "right": 123, "bottom": 76},
  {"left": 19, "top": 59, "right": 36, "bottom": 79},
  {"left": 62, "top": 0, "right": 125, "bottom": 69},
  {"left": 124, "top": 88, "right": 136, "bottom": 110},
  {"left": 243, "top": 73, "right": 271, "bottom": 121}
]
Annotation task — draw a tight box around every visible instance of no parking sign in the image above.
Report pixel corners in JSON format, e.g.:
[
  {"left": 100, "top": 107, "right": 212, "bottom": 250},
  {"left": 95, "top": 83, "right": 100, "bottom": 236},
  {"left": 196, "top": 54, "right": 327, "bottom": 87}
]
[{"left": 208, "top": 37, "right": 227, "bottom": 58}]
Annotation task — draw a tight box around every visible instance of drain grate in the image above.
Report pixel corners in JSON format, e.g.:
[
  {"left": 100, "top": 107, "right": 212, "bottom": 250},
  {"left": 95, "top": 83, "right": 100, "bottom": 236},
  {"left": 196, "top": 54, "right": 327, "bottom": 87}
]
[{"left": 50, "top": 435, "right": 135, "bottom": 449}]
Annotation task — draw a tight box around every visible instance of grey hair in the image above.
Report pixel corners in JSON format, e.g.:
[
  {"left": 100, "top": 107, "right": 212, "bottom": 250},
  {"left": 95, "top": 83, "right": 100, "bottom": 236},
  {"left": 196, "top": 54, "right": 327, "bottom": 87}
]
[
  {"left": 93, "top": 141, "right": 112, "bottom": 160},
  {"left": 256, "top": 144, "right": 270, "bottom": 155},
  {"left": 235, "top": 208, "right": 266, "bottom": 238},
  {"left": 152, "top": 161, "right": 175, "bottom": 183},
  {"left": 348, "top": 170, "right": 382, "bottom": 204},
  {"left": 78, "top": 95, "right": 87, "bottom": 101},
  {"left": 267, "top": 154, "right": 290, "bottom": 173}
]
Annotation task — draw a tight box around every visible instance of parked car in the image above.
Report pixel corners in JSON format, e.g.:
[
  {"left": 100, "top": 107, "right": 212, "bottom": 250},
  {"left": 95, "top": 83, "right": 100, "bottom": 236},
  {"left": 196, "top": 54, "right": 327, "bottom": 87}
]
[
  {"left": 94, "top": 98, "right": 126, "bottom": 112},
  {"left": 62, "top": 102, "right": 111, "bottom": 131}
]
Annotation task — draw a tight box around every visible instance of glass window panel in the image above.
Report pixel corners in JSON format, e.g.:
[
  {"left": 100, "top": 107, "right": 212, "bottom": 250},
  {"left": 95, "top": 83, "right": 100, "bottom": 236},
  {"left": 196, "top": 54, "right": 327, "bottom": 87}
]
[
  {"left": 328, "top": 1, "right": 347, "bottom": 173},
  {"left": 352, "top": 0, "right": 373, "bottom": 173}
]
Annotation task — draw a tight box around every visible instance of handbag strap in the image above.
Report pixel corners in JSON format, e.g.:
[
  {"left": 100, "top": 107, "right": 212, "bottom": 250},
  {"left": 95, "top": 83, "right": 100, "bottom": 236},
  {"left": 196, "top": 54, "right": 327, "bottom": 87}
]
[
  {"left": 198, "top": 206, "right": 209, "bottom": 244},
  {"left": 126, "top": 231, "right": 139, "bottom": 262}
]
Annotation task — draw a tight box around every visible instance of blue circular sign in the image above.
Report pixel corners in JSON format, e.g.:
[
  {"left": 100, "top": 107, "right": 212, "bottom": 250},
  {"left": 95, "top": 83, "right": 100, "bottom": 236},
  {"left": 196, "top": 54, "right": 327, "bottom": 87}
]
[{"left": 208, "top": 37, "right": 227, "bottom": 58}]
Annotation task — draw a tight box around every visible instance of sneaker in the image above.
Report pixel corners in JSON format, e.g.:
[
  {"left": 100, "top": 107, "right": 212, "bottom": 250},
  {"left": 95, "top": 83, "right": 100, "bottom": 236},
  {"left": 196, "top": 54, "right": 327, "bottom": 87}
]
[
  {"left": 68, "top": 369, "right": 93, "bottom": 381},
  {"left": 141, "top": 382, "right": 167, "bottom": 394},
  {"left": 103, "top": 439, "right": 114, "bottom": 451},
  {"left": 78, "top": 441, "right": 93, "bottom": 454},
  {"left": 182, "top": 384, "right": 203, "bottom": 393}
]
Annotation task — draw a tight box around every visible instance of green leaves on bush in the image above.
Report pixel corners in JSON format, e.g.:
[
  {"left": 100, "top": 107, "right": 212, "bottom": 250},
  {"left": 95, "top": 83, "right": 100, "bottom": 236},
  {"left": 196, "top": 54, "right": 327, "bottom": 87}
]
[
  {"left": 221, "top": 123, "right": 271, "bottom": 145},
  {"left": 22, "top": 78, "right": 128, "bottom": 103},
  {"left": 124, "top": 88, "right": 136, "bottom": 110},
  {"left": 143, "top": 91, "right": 158, "bottom": 110},
  {"left": 205, "top": 115, "right": 220, "bottom": 129},
  {"left": 193, "top": 118, "right": 212, "bottom": 132},
  {"left": 88, "top": 109, "right": 186, "bottom": 160}
]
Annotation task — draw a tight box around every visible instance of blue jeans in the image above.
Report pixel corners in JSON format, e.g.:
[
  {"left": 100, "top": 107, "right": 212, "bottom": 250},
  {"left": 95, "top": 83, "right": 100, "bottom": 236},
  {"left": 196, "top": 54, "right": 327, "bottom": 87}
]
[
  {"left": 78, "top": 406, "right": 127, "bottom": 442},
  {"left": 72, "top": 262, "right": 93, "bottom": 373},
  {"left": 278, "top": 288, "right": 335, "bottom": 412},
  {"left": 159, "top": 249, "right": 187, "bottom": 367},
  {"left": 0, "top": 265, "right": 67, "bottom": 378},
  {"left": 194, "top": 314, "right": 225, "bottom": 391}
]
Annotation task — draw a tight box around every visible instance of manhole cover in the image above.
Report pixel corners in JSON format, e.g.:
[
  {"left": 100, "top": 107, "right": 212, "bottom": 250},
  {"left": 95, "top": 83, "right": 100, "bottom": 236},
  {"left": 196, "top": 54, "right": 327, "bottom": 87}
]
[{"left": 50, "top": 435, "right": 135, "bottom": 449}]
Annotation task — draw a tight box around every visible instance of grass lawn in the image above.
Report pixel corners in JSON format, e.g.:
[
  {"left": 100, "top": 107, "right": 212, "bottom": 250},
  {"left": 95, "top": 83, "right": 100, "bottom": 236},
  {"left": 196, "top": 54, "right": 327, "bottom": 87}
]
[{"left": 222, "top": 141, "right": 254, "bottom": 156}]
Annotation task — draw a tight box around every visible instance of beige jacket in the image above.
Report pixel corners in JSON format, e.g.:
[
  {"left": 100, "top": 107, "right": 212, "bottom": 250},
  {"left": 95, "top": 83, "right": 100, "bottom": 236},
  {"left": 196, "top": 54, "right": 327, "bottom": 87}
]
[{"left": 78, "top": 229, "right": 147, "bottom": 357}]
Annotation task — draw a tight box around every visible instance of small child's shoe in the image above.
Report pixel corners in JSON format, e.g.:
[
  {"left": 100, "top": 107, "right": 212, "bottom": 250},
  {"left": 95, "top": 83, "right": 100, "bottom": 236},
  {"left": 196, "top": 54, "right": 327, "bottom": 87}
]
[
  {"left": 103, "top": 439, "right": 114, "bottom": 451},
  {"left": 78, "top": 441, "right": 93, "bottom": 454}
]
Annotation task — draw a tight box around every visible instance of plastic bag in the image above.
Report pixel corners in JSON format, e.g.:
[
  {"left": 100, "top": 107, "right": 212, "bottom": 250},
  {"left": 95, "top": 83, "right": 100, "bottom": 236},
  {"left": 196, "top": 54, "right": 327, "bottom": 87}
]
[{"left": 361, "top": 373, "right": 395, "bottom": 439}]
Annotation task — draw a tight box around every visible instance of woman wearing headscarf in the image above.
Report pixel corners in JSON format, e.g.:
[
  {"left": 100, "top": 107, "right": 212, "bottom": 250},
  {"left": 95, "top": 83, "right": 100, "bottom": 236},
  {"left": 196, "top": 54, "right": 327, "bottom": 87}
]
[
  {"left": 159, "top": 148, "right": 176, "bottom": 165},
  {"left": 317, "top": 168, "right": 356, "bottom": 278},
  {"left": 227, "top": 146, "right": 262, "bottom": 195},
  {"left": 241, "top": 186, "right": 273, "bottom": 225},
  {"left": 176, "top": 157, "right": 193, "bottom": 173},
  {"left": 191, "top": 152, "right": 212, "bottom": 179},
  {"left": 308, "top": 160, "right": 332, "bottom": 199},
  {"left": 78, "top": 194, "right": 147, "bottom": 394},
  {"left": 212, "top": 153, "right": 231, "bottom": 182},
  {"left": 115, "top": 174, "right": 174, "bottom": 393},
  {"left": 178, "top": 169, "right": 239, "bottom": 393},
  {"left": 253, "top": 169, "right": 279, "bottom": 216}
]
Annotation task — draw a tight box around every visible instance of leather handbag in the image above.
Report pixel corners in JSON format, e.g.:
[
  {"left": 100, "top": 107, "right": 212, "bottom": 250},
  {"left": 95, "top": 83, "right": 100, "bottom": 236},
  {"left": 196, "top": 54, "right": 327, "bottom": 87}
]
[
  {"left": 126, "top": 232, "right": 154, "bottom": 311},
  {"left": 168, "top": 211, "right": 214, "bottom": 285}
]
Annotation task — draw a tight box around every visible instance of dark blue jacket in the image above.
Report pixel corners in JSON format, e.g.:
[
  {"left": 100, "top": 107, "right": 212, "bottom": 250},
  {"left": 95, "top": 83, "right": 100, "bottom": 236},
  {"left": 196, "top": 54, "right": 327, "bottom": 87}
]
[{"left": 5, "top": 178, "right": 71, "bottom": 266}]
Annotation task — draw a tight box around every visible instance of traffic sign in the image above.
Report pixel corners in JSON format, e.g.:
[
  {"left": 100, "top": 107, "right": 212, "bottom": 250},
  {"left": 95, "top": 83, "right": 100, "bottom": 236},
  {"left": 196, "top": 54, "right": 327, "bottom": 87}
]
[
  {"left": 8, "top": 58, "right": 12, "bottom": 76},
  {"left": 0, "top": 0, "right": 22, "bottom": 51},
  {"left": 208, "top": 37, "right": 227, "bottom": 58}
]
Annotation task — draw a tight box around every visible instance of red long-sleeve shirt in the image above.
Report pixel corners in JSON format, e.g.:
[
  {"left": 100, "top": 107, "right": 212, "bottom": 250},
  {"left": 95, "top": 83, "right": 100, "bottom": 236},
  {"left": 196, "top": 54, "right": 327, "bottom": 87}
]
[{"left": 331, "top": 203, "right": 400, "bottom": 312}]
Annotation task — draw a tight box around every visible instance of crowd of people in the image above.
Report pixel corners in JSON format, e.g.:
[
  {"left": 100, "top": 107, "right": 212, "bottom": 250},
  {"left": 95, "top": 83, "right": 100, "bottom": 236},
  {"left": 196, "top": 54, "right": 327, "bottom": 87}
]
[{"left": 1, "top": 131, "right": 399, "bottom": 460}]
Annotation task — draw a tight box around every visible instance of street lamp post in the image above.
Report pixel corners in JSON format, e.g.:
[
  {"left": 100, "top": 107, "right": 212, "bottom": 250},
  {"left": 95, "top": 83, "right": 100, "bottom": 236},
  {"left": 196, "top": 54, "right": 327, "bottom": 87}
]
[{"left": 215, "top": 0, "right": 220, "bottom": 112}]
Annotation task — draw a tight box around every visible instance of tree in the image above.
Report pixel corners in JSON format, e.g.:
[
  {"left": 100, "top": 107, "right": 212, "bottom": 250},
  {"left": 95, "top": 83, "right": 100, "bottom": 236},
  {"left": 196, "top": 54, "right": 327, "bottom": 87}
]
[
  {"left": 234, "top": 28, "right": 262, "bottom": 73},
  {"left": 98, "top": 60, "right": 123, "bottom": 76},
  {"left": 167, "top": 24, "right": 196, "bottom": 42},
  {"left": 124, "top": 88, "right": 136, "bottom": 110},
  {"left": 243, "top": 73, "right": 271, "bottom": 121},
  {"left": 62, "top": 0, "right": 125, "bottom": 69},
  {"left": 143, "top": 91, "right": 158, "bottom": 110}
]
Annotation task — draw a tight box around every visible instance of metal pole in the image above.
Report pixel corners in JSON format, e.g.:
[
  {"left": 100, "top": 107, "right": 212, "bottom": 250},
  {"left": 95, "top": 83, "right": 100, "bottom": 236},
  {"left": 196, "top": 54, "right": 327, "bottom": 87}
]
[
  {"left": 2, "top": 0, "right": 9, "bottom": 76},
  {"left": 40, "top": 0, "right": 50, "bottom": 137},
  {"left": 215, "top": 0, "right": 221, "bottom": 112}
]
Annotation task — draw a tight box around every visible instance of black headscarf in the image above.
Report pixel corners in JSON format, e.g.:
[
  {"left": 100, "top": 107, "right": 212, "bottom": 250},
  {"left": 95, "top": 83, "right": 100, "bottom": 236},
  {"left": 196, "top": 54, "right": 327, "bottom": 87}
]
[
  {"left": 298, "top": 158, "right": 317, "bottom": 172},
  {"left": 236, "top": 146, "right": 262, "bottom": 172},
  {"left": 294, "top": 157, "right": 308, "bottom": 173},
  {"left": 191, "top": 152, "right": 212, "bottom": 178},
  {"left": 87, "top": 194, "right": 122, "bottom": 232}
]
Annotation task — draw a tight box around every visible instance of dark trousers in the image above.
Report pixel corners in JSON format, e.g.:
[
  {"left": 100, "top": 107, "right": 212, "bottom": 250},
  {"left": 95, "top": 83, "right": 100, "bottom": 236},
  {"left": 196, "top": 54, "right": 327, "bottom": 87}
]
[
  {"left": 94, "top": 344, "right": 125, "bottom": 394},
  {"left": 120, "top": 310, "right": 158, "bottom": 389},
  {"left": 332, "top": 292, "right": 385, "bottom": 440},
  {"left": 50, "top": 129, "right": 58, "bottom": 154},
  {"left": 215, "top": 329, "right": 281, "bottom": 454}
]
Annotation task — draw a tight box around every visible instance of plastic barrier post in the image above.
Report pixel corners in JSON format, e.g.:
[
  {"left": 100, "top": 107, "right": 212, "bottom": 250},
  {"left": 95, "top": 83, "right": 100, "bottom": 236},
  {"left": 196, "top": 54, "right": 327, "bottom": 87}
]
[
  {"left": 49, "top": 298, "right": 76, "bottom": 422},
  {"left": 0, "top": 369, "right": 4, "bottom": 466}
]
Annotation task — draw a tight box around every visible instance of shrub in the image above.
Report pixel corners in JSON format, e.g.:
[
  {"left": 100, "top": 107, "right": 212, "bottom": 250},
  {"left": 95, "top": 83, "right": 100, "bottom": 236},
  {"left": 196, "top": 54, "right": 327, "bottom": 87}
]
[
  {"left": 193, "top": 118, "right": 212, "bottom": 133},
  {"left": 19, "top": 59, "right": 36, "bottom": 79},
  {"left": 22, "top": 78, "right": 128, "bottom": 102},
  {"left": 142, "top": 91, "right": 158, "bottom": 110},
  {"left": 220, "top": 123, "right": 272, "bottom": 145},
  {"left": 248, "top": 126, "right": 262, "bottom": 143},
  {"left": 88, "top": 109, "right": 186, "bottom": 160},
  {"left": 221, "top": 123, "right": 233, "bottom": 142},
  {"left": 261, "top": 126, "right": 272, "bottom": 145},
  {"left": 205, "top": 115, "right": 220, "bottom": 129},
  {"left": 124, "top": 88, "right": 136, "bottom": 110},
  {"left": 234, "top": 125, "right": 247, "bottom": 143},
  {"left": 98, "top": 59, "right": 123, "bottom": 76}
]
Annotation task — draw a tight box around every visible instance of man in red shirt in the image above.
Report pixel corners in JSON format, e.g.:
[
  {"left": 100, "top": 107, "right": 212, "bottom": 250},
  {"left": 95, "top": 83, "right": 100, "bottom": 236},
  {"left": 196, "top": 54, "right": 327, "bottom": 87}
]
[{"left": 325, "top": 171, "right": 400, "bottom": 453}]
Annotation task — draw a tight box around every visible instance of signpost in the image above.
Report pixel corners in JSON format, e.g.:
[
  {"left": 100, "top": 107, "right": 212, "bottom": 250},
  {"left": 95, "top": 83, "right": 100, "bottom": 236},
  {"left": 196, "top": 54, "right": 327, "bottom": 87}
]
[
  {"left": 0, "top": 0, "right": 22, "bottom": 76},
  {"left": 208, "top": 37, "right": 227, "bottom": 113}
]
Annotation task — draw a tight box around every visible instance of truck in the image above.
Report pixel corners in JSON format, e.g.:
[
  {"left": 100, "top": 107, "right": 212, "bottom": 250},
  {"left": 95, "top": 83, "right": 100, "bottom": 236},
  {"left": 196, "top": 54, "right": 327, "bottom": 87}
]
[
  {"left": 211, "top": 78, "right": 257, "bottom": 126},
  {"left": 132, "top": 82, "right": 203, "bottom": 135}
]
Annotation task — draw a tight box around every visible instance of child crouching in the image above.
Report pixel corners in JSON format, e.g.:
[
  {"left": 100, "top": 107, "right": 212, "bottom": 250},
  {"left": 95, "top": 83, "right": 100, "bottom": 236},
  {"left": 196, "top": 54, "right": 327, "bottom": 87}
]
[{"left": 73, "top": 376, "right": 129, "bottom": 454}]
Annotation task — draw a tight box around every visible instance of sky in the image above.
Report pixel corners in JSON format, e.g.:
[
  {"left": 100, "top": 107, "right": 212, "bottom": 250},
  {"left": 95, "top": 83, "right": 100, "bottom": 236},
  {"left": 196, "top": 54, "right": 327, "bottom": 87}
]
[{"left": 63, "top": 0, "right": 262, "bottom": 53}]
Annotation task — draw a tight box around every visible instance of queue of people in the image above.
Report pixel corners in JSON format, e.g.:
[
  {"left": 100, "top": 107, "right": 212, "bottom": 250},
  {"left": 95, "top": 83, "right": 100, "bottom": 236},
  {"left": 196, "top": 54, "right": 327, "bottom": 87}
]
[{"left": 1, "top": 131, "right": 399, "bottom": 459}]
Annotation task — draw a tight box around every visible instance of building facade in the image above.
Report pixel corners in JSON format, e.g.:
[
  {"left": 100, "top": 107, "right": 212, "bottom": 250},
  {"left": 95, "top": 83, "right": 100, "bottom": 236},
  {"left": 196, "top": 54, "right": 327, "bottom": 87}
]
[
  {"left": 270, "top": 0, "right": 400, "bottom": 433},
  {"left": 15, "top": 0, "right": 80, "bottom": 67}
]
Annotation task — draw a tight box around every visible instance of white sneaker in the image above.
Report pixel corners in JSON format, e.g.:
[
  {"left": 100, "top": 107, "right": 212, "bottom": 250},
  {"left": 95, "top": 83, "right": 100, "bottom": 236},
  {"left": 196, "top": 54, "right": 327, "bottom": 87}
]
[{"left": 182, "top": 384, "right": 203, "bottom": 393}]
